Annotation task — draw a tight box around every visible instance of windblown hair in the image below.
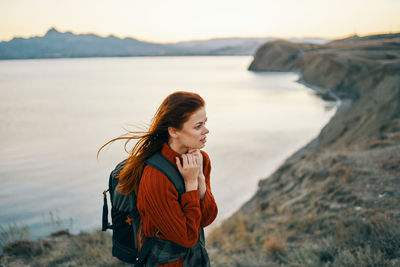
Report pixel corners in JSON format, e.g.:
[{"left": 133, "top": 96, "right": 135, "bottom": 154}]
[{"left": 97, "top": 91, "right": 205, "bottom": 195}]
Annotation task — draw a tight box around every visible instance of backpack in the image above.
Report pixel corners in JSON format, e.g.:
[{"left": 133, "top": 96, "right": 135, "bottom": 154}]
[{"left": 102, "top": 151, "right": 186, "bottom": 266}]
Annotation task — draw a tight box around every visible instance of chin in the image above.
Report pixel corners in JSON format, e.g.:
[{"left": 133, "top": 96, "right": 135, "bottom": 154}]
[
  {"left": 187, "top": 141, "right": 205, "bottom": 150},
  {"left": 190, "top": 143, "right": 203, "bottom": 149}
]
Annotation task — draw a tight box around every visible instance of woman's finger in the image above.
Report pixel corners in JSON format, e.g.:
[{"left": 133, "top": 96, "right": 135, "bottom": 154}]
[
  {"left": 191, "top": 154, "right": 199, "bottom": 166},
  {"left": 186, "top": 154, "right": 193, "bottom": 167},
  {"left": 190, "top": 154, "right": 197, "bottom": 168},
  {"left": 193, "top": 156, "right": 200, "bottom": 167},
  {"left": 182, "top": 154, "right": 189, "bottom": 167}
]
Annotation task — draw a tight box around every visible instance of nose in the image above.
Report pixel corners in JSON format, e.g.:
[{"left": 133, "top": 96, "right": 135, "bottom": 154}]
[{"left": 203, "top": 126, "right": 209, "bottom": 135}]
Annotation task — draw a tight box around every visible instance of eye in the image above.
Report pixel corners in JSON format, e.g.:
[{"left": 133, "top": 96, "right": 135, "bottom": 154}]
[{"left": 195, "top": 125, "right": 201, "bottom": 129}]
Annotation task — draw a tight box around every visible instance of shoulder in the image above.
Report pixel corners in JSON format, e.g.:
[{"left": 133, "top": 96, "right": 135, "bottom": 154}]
[
  {"left": 141, "top": 164, "right": 170, "bottom": 186},
  {"left": 200, "top": 150, "right": 211, "bottom": 173},
  {"left": 200, "top": 150, "right": 210, "bottom": 163},
  {"left": 139, "top": 164, "right": 179, "bottom": 198}
]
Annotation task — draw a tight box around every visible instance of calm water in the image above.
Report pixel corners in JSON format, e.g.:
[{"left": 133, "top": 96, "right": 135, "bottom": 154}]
[{"left": 0, "top": 56, "right": 338, "bottom": 239}]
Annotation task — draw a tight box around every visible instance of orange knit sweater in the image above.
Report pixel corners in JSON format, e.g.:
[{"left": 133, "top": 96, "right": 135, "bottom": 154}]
[{"left": 137, "top": 142, "right": 218, "bottom": 267}]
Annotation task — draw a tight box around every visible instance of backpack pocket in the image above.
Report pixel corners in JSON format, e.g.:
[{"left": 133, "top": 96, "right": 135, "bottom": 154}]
[{"left": 112, "top": 236, "right": 138, "bottom": 264}]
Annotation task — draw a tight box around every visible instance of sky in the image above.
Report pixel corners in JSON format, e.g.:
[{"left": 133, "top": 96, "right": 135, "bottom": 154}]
[{"left": 0, "top": 0, "right": 399, "bottom": 43}]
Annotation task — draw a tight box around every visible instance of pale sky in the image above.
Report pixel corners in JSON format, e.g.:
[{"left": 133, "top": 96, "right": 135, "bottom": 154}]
[{"left": 0, "top": 0, "right": 399, "bottom": 43}]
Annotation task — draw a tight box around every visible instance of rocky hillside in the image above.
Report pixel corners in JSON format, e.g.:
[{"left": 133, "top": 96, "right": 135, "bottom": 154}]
[
  {"left": 248, "top": 34, "right": 400, "bottom": 153},
  {"left": 207, "top": 34, "right": 400, "bottom": 266}
]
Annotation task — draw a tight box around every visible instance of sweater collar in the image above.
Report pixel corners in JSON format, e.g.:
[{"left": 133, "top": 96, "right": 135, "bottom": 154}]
[{"left": 161, "top": 142, "right": 183, "bottom": 167}]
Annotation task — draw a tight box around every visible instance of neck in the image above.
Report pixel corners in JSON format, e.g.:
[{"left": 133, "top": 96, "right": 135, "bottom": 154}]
[{"left": 168, "top": 139, "right": 188, "bottom": 154}]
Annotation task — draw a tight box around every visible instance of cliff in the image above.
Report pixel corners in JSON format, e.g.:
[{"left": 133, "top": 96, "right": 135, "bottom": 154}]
[
  {"left": 248, "top": 35, "right": 400, "bottom": 152},
  {"left": 207, "top": 34, "right": 400, "bottom": 266}
]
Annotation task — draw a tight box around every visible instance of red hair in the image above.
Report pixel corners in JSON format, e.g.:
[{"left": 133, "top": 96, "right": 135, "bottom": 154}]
[{"left": 97, "top": 91, "right": 205, "bottom": 195}]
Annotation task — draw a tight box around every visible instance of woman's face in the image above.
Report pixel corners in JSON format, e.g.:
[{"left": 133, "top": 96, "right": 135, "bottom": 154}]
[{"left": 172, "top": 107, "right": 209, "bottom": 150}]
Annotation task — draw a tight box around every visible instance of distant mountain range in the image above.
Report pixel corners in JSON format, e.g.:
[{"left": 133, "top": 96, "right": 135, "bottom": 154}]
[{"left": 0, "top": 28, "right": 330, "bottom": 60}]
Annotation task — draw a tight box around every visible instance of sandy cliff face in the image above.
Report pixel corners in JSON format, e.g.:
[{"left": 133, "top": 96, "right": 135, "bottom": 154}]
[
  {"left": 208, "top": 35, "right": 400, "bottom": 266},
  {"left": 249, "top": 37, "right": 400, "bottom": 151}
]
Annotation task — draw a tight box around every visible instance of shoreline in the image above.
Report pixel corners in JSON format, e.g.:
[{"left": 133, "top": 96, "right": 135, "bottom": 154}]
[
  {"left": 271, "top": 71, "right": 349, "bottom": 161},
  {"left": 0, "top": 64, "right": 343, "bottom": 245},
  {"left": 0, "top": 73, "right": 343, "bottom": 263},
  {"left": 289, "top": 75, "right": 355, "bottom": 160},
  {"left": 207, "top": 35, "right": 400, "bottom": 266}
]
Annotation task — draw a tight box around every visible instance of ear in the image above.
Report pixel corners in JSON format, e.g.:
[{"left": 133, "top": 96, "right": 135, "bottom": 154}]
[{"left": 168, "top": 126, "right": 179, "bottom": 138}]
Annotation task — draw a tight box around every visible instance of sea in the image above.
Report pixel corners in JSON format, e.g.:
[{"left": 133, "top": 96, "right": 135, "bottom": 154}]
[{"left": 0, "top": 56, "right": 338, "bottom": 240}]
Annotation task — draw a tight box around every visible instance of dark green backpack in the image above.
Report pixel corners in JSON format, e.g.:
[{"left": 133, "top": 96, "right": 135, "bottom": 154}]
[{"left": 102, "top": 151, "right": 185, "bottom": 265}]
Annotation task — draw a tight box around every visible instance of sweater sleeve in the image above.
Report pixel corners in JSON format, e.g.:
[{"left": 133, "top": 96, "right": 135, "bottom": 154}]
[
  {"left": 199, "top": 151, "right": 218, "bottom": 228},
  {"left": 138, "top": 165, "right": 202, "bottom": 248}
]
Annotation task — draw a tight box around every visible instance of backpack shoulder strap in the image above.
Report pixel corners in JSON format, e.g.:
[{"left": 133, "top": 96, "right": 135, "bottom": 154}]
[{"left": 145, "top": 151, "right": 185, "bottom": 199}]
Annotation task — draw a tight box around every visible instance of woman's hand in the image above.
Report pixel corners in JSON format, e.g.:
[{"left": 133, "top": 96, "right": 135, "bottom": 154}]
[
  {"left": 188, "top": 148, "right": 204, "bottom": 177},
  {"left": 188, "top": 148, "right": 206, "bottom": 199},
  {"left": 176, "top": 153, "right": 200, "bottom": 192}
]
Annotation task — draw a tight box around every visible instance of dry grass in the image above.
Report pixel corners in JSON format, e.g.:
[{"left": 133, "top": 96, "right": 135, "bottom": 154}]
[
  {"left": 262, "top": 222, "right": 279, "bottom": 233},
  {"left": 262, "top": 235, "right": 286, "bottom": 256},
  {"left": 206, "top": 226, "right": 222, "bottom": 247},
  {"left": 379, "top": 158, "right": 400, "bottom": 171},
  {"left": 277, "top": 205, "right": 289, "bottom": 215},
  {"left": 314, "top": 230, "right": 322, "bottom": 236},
  {"left": 1, "top": 229, "right": 125, "bottom": 266},
  {"left": 235, "top": 214, "right": 247, "bottom": 242},
  {"left": 0, "top": 223, "right": 30, "bottom": 247},
  {"left": 331, "top": 163, "right": 353, "bottom": 181}
]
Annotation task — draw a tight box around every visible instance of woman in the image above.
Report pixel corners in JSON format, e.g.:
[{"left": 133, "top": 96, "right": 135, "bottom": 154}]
[{"left": 98, "top": 91, "right": 218, "bottom": 266}]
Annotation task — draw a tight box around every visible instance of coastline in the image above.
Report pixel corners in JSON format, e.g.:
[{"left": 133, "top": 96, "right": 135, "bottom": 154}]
[
  {"left": 0, "top": 70, "right": 342, "bottom": 266},
  {"left": 207, "top": 34, "right": 400, "bottom": 266},
  {"left": 288, "top": 75, "right": 353, "bottom": 160}
]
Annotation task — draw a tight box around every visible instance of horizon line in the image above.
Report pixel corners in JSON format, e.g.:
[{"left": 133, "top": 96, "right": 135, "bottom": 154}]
[{"left": 1, "top": 27, "right": 399, "bottom": 44}]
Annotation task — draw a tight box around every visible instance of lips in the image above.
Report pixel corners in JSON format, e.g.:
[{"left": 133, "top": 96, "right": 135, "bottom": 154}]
[{"left": 200, "top": 137, "right": 207, "bottom": 143}]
